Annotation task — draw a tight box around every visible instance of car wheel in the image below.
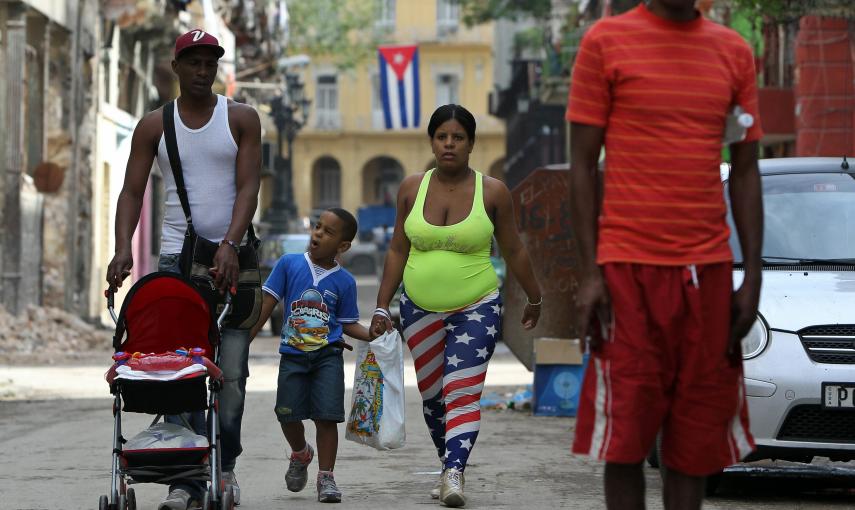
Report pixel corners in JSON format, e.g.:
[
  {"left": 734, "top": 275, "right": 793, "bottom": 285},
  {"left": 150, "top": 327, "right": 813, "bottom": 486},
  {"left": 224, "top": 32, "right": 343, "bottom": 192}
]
[{"left": 705, "top": 472, "right": 722, "bottom": 497}]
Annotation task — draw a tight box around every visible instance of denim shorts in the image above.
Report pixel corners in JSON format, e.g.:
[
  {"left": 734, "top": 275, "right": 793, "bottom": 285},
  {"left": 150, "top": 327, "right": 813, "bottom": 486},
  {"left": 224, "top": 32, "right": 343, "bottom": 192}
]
[{"left": 275, "top": 344, "right": 345, "bottom": 423}]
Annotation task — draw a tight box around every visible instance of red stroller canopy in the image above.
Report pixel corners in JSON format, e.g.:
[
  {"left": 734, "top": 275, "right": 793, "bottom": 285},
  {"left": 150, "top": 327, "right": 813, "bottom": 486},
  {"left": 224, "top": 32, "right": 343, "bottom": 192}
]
[{"left": 113, "top": 272, "right": 219, "bottom": 355}]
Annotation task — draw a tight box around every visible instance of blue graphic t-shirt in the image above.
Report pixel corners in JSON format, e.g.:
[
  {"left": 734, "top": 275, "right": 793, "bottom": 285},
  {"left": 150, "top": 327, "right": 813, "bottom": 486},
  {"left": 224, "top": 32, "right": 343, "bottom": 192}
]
[{"left": 262, "top": 253, "right": 359, "bottom": 354}]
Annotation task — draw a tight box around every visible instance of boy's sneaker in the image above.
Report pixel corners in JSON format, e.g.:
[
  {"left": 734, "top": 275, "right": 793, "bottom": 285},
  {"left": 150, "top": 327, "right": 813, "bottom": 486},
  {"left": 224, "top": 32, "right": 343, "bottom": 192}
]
[
  {"left": 317, "top": 471, "right": 342, "bottom": 503},
  {"left": 285, "top": 444, "right": 314, "bottom": 492},
  {"left": 430, "top": 470, "right": 443, "bottom": 499},
  {"left": 158, "top": 488, "right": 197, "bottom": 510},
  {"left": 223, "top": 471, "right": 240, "bottom": 505},
  {"left": 440, "top": 467, "right": 466, "bottom": 508}
]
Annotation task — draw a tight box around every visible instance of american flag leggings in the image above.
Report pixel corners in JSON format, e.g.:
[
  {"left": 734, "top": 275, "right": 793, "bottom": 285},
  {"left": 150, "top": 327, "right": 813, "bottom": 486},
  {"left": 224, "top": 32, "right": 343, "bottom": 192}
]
[{"left": 400, "top": 290, "right": 502, "bottom": 471}]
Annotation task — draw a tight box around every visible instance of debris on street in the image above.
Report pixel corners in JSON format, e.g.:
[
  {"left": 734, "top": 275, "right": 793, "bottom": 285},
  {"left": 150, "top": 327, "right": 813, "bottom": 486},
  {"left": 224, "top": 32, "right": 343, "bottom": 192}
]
[
  {"left": 0, "top": 305, "right": 111, "bottom": 364},
  {"left": 480, "top": 385, "right": 533, "bottom": 412}
]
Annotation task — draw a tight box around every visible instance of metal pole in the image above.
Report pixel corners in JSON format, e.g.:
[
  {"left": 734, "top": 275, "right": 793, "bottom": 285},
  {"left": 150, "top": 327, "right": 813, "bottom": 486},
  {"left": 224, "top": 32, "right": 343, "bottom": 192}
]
[
  {"left": 2, "top": 3, "right": 26, "bottom": 315},
  {"left": 274, "top": 126, "right": 286, "bottom": 213},
  {"left": 264, "top": 92, "right": 303, "bottom": 234},
  {"left": 263, "top": 117, "right": 290, "bottom": 234},
  {"left": 285, "top": 132, "right": 297, "bottom": 221}
]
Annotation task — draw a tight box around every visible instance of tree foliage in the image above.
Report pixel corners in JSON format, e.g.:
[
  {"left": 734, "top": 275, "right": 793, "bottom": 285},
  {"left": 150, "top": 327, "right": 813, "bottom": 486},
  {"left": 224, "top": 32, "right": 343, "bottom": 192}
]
[
  {"left": 285, "top": 0, "right": 381, "bottom": 70},
  {"left": 728, "top": 0, "right": 855, "bottom": 21},
  {"left": 458, "top": 0, "right": 554, "bottom": 26}
]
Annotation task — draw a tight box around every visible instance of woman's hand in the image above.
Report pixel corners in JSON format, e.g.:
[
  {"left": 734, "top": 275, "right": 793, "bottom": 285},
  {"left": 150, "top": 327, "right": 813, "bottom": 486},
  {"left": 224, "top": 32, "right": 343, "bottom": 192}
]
[
  {"left": 370, "top": 311, "right": 393, "bottom": 338},
  {"left": 521, "top": 302, "right": 541, "bottom": 330}
]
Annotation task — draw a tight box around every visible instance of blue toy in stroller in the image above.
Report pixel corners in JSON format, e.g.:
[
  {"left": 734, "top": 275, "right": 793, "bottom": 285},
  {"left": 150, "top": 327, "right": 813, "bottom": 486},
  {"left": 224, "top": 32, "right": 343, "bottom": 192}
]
[{"left": 101, "top": 272, "right": 236, "bottom": 510}]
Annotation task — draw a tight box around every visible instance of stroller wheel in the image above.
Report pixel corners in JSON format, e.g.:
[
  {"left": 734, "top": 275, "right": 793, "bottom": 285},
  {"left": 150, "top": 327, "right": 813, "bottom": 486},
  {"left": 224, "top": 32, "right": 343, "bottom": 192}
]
[
  {"left": 201, "top": 489, "right": 211, "bottom": 510},
  {"left": 220, "top": 486, "right": 234, "bottom": 510},
  {"left": 98, "top": 495, "right": 108, "bottom": 510},
  {"left": 126, "top": 488, "right": 136, "bottom": 510}
]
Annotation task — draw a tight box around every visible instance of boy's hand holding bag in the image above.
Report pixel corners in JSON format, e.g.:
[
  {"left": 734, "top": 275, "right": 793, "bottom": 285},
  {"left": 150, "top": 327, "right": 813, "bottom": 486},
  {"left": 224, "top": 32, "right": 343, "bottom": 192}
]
[{"left": 345, "top": 329, "right": 406, "bottom": 450}]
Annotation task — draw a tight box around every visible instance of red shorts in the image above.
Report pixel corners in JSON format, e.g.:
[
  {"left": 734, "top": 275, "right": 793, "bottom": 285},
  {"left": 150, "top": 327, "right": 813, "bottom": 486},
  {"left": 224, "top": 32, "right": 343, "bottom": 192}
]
[{"left": 572, "top": 262, "right": 754, "bottom": 476}]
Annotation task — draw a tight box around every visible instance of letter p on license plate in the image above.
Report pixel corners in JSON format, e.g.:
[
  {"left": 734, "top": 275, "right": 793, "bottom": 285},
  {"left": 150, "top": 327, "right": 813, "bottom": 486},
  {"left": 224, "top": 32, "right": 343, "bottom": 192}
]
[{"left": 822, "top": 383, "right": 855, "bottom": 409}]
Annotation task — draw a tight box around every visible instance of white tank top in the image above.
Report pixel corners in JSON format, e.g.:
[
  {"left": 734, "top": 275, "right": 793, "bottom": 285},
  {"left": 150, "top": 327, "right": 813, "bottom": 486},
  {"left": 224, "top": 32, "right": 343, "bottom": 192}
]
[{"left": 156, "top": 94, "right": 239, "bottom": 255}]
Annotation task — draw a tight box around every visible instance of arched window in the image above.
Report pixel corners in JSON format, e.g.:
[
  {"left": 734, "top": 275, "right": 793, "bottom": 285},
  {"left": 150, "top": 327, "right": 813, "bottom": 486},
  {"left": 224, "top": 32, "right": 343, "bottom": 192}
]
[
  {"left": 362, "top": 156, "right": 404, "bottom": 206},
  {"left": 313, "top": 157, "right": 342, "bottom": 209}
]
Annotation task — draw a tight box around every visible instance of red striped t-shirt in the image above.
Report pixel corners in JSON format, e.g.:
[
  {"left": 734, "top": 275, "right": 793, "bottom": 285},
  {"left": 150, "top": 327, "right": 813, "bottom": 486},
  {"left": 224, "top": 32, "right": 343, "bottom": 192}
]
[{"left": 566, "top": 4, "right": 763, "bottom": 266}]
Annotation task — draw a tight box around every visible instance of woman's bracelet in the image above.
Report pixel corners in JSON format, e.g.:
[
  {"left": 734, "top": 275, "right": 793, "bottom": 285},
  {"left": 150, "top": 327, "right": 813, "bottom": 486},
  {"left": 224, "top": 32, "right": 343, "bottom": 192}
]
[
  {"left": 526, "top": 296, "right": 543, "bottom": 307},
  {"left": 373, "top": 307, "right": 392, "bottom": 320}
]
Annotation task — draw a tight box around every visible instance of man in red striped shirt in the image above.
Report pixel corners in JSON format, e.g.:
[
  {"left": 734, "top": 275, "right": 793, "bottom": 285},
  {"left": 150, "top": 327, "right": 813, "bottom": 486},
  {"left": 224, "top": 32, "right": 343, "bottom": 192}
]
[{"left": 567, "top": 1, "right": 764, "bottom": 508}]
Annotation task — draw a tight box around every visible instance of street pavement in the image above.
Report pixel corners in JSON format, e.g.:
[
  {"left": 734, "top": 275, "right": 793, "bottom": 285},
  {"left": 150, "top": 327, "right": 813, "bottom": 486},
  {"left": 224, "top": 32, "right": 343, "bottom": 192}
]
[{"left": 2, "top": 276, "right": 855, "bottom": 509}]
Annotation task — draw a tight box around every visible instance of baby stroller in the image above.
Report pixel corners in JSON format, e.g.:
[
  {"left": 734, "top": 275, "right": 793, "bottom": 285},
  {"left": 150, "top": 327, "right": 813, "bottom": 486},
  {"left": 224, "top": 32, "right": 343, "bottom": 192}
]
[{"left": 100, "top": 272, "right": 235, "bottom": 510}]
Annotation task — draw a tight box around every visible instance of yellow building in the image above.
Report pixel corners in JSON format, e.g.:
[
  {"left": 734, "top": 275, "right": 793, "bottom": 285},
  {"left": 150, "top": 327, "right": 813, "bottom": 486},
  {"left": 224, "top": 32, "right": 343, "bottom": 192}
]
[{"left": 272, "top": 0, "right": 505, "bottom": 221}]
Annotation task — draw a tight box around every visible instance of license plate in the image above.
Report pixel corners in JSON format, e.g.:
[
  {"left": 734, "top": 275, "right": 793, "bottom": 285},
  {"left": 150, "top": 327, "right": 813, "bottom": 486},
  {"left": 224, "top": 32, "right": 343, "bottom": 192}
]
[{"left": 822, "top": 383, "right": 855, "bottom": 409}]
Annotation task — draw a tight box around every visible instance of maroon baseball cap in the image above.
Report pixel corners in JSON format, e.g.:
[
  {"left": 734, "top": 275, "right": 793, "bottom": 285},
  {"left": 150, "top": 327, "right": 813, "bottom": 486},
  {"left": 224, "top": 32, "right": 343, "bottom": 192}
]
[{"left": 174, "top": 29, "right": 225, "bottom": 59}]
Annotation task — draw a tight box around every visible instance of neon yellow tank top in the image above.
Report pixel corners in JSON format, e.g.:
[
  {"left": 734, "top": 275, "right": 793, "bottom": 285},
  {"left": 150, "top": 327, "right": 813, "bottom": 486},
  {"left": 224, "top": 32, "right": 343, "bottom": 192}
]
[{"left": 403, "top": 169, "right": 498, "bottom": 312}]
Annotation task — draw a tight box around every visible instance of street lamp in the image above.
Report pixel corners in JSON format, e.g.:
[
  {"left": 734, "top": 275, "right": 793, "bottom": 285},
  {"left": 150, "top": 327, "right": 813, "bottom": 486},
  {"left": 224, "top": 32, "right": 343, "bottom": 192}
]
[{"left": 263, "top": 72, "right": 311, "bottom": 234}]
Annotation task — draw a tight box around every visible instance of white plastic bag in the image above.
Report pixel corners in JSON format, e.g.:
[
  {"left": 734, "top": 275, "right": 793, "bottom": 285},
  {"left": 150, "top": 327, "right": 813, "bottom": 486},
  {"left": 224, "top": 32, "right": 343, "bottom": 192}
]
[
  {"left": 345, "top": 329, "right": 406, "bottom": 450},
  {"left": 125, "top": 422, "right": 208, "bottom": 450}
]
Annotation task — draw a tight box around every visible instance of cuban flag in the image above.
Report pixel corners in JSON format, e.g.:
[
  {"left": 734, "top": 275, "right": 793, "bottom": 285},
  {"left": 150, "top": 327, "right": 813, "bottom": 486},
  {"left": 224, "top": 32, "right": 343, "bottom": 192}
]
[{"left": 378, "top": 45, "right": 420, "bottom": 130}]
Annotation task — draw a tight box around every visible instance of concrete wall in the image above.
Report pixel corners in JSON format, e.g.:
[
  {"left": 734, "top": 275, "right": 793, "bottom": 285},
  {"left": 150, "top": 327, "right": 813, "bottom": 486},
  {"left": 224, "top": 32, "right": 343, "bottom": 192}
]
[
  {"left": 91, "top": 103, "right": 139, "bottom": 325},
  {"left": 1, "top": 1, "right": 86, "bottom": 314}
]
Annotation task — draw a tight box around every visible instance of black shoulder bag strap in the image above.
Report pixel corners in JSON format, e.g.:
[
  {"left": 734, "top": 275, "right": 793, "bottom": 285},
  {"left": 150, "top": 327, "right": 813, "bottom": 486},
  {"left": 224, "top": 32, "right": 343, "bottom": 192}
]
[
  {"left": 161, "top": 101, "right": 260, "bottom": 248},
  {"left": 162, "top": 101, "right": 193, "bottom": 229}
]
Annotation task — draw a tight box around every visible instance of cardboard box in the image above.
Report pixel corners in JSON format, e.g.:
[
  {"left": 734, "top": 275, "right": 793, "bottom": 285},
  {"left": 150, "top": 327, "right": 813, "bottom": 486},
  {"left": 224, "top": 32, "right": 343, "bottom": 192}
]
[{"left": 532, "top": 338, "right": 588, "bottom": 417}]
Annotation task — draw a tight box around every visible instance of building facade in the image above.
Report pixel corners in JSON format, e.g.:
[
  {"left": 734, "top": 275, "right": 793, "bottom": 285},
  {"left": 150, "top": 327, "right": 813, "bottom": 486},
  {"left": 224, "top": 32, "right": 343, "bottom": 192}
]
[
  {"left": 280, "top": 0, "right": 506, "bottom": 222},
  {"left": 1, "top": 0, "right": 238, "bottom": 323},
  {"left": 0, "top": 0, "right": 102, "bottom": 316}
]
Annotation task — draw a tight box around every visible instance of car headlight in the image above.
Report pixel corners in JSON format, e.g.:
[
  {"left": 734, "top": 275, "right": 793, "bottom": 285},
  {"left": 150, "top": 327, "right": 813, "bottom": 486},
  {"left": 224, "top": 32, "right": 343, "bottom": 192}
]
[{"left": 741, "top": 314, "right": 769, "bottom": 360}]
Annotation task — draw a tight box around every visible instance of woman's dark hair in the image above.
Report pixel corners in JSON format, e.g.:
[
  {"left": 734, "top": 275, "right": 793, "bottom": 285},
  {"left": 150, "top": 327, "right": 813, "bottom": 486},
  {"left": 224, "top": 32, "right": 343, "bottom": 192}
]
[{"left": 427, "top": 104, "right": 476, "bottom": 142}]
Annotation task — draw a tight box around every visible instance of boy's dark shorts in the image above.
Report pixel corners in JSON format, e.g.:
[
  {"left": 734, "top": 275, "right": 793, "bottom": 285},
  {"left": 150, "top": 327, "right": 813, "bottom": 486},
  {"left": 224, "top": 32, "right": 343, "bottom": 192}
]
[{"left": 275, "top": 344, "right": 345, "bottom": 423}]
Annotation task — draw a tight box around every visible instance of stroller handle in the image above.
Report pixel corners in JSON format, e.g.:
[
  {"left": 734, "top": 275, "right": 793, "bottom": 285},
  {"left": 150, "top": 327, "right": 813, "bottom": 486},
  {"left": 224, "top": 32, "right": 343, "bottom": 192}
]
[
  {"left": 216, "top": 292, "right": 232, "bottom": 331},
  {"left": 105, "top": 288, "right": 118, "bottom": 325}
]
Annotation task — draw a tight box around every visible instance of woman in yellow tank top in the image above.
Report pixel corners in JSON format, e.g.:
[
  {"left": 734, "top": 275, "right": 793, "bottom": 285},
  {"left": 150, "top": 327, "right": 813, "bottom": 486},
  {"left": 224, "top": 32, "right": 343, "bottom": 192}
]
[{"left": 371, "top": 105, "right": 542, "bottom": 507}]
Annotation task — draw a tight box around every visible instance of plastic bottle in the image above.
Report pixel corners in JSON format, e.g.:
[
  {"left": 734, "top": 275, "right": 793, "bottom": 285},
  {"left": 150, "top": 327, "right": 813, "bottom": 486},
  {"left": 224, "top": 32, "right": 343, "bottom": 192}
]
[
  {"left": 736, "top": 107, "right": 754, "bottom": 129},
  {"left": 723, "top": 105, "right": 754, "bottom": 145},
  {"left": 190, "top": 347, "right": 205, "bottom": 364}
]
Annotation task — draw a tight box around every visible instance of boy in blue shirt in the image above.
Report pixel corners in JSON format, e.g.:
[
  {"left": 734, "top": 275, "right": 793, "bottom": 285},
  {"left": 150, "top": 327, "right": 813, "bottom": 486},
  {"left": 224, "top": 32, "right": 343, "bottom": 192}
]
[{"left": 250, "top": 208, "right": 372, "bottom": 503}]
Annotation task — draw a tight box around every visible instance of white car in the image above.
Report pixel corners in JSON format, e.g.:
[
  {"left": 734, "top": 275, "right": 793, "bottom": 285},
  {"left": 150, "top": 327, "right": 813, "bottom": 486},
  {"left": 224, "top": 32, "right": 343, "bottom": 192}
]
[
  {"left": 649, "top": 157, "right": 855, "bottom": 490},
  {"left": 726, "top": 156, "right": 855, "bottom": 467}
]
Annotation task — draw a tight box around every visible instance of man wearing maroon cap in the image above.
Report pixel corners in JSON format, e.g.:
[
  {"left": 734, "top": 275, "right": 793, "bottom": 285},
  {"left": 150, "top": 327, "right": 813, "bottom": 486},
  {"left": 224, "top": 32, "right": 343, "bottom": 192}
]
[
  {"left": 107, "top": 29, "right": 261, "bottom": 510},
  {"left": 174, "top": 28, "right": 226, "bottom": 59}
]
